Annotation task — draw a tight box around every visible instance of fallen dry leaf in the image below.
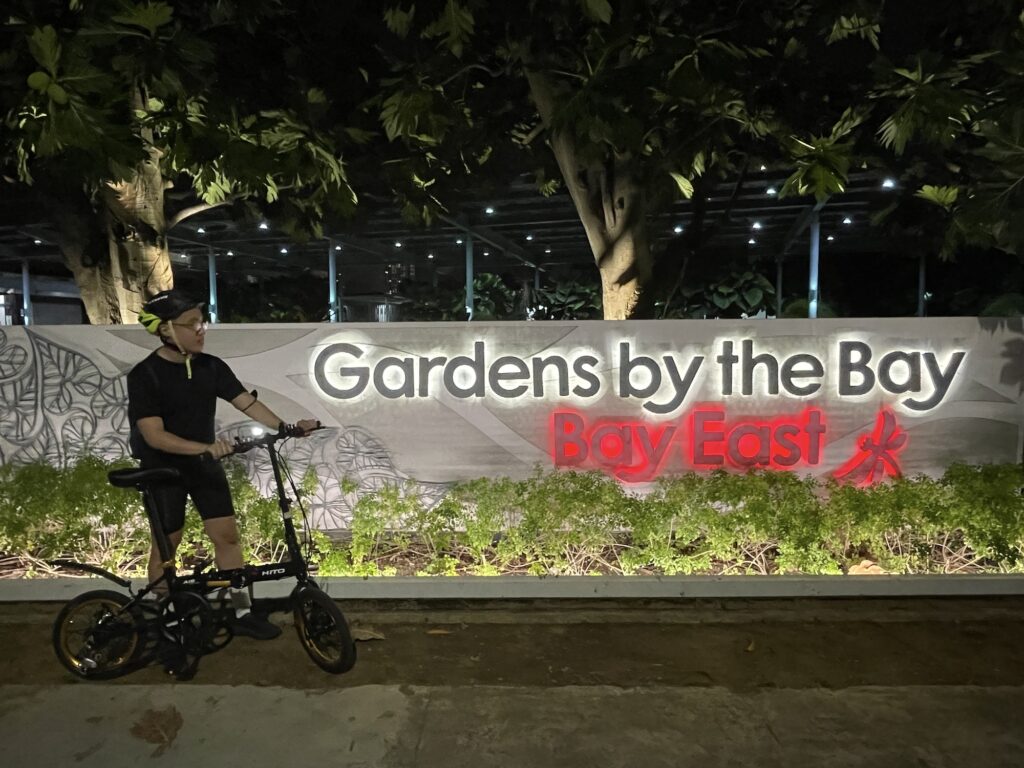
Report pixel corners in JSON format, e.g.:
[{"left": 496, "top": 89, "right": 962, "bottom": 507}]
[
  {"left": 848, "top": 559, "right": 887, "bottom": 575},
  {"left": 351, "top": 627, "right": 386, "bottom": 641},
  {"left": 426, "top": 628, "right": 452, "bottom": 636},
  {"left": 130, "top": 706, "right": 183, "bottom": 758},
  {"left": 745, "top": 640, "right": 756, "bottom": 653}
]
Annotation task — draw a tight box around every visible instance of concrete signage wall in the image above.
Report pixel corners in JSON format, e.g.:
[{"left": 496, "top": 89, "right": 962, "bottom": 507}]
[{"left": 1, "top": 319, "right": 1021, "bottom": 529}]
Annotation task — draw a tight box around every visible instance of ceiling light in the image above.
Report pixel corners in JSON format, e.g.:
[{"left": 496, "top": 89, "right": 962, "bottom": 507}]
[
  {"left": 752, "top": 221, "right": 762, "bottom": 230},
  {"left": 673, "top": 225, "right": 684, "bottom": 234},
  {"left": 33, "top": 239, "right": 42, "bottom": 245},
  {"left": 335, "top": 245, "right": 342, "bottom": 251},
  {"left": 827, "top": 235, "right": 835, "bottom": 241},
  {"left": 748, "top": 238, "right": 756, "bottom": 245},
  {"left": 759, "top": 164, "right": 767, "bottom": 171},
  {"left": 484, "top": 206, "right": 495, "bottom": 214},
  {"left": 259, "top": 222, "right": 269, "bottom": 230},
  {"left": 544, "top": 247, "right": 552, "bottom": 253},
  {"left": 197, "top": 227, "right": 206, "bottom": 234},
  {"left": 526, "top": 234, "right": 534, "bottom": 241},
  {"left": 882, "top": 178, "right": 896, "bottom": 189},
  {"left": 842, "top": 216, "right": 853, "bottom": 225},
  {"left": 394, "top": 241, "right": 402, "bottom": 248},
  {"left": 427, "top": 253, "right": 435, "bottom": 259},
  {"left": 226, "top": 251, "right": 234, "bottom": 256},
  {"left": 766, "top": 187, "right": 777, "bottom": 195},
  {"left": 456, "top": 238, "right": 463, "bottom": 245},
  {"left": 280, "top": 247, "right": 288, "bottom": 254}
]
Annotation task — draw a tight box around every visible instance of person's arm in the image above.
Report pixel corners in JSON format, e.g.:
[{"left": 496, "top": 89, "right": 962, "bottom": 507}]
[
  {"left": 230, "top": 392, "right": 317, "bottom": 434},
  {"left": 136, "top": 416, "right": 232, "bottom": 458}
]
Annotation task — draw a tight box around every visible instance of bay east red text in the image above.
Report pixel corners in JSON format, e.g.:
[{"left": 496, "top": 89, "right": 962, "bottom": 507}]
[{"left": 550, "top": 407, "right": 827, "bottom": 482}]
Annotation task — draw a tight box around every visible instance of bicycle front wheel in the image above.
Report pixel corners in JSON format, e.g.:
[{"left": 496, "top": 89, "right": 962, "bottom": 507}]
[
  {"left": 292, "top": 585, "right": 356, "bottom": 674},
  {"left": 53, "top": 590, "right": 143, "bottom": 680}
]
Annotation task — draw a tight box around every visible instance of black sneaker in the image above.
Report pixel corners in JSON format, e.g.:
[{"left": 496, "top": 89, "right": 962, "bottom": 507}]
[{"left": 232, "top": 612, "right": 282, "bottom": 640}]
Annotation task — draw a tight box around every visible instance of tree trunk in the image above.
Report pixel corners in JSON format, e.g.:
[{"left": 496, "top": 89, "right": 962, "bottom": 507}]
[
  {"left": 59, "top": 148, "right": 173, "bottom": 324},
  {"left": 526, "top": 70, "right": 652, "bottom": 320}
]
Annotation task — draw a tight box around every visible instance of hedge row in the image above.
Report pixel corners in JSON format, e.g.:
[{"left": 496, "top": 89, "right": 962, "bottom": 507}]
[{"left": 1, "top": 457, "right": 1021, "bottom": 577}]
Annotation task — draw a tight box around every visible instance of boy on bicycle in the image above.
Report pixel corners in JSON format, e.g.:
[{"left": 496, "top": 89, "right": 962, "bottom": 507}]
[{"left": 128, "top": 289, "right": 317, "bottom": 639}]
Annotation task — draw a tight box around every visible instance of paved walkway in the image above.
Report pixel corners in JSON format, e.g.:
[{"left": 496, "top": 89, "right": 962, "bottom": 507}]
[
  {"left": 1, "top": 597, "right": 1022, "bottom": 766},
  {"left": 3, "top": 683, "right": 1022, "bottom": 767}
]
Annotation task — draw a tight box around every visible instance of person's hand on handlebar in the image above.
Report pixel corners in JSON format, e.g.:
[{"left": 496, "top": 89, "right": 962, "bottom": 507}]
[
  {"left": 294, "top": 419, "right": 319, "bottom": 436},
  {"left": 205, "top": 438, "right": 234, "bottom": 459}
]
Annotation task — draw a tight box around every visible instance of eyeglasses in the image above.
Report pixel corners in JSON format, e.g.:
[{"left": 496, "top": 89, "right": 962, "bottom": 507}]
[{"left": 170, "top": 320, "right": 209, "bottom": 334}]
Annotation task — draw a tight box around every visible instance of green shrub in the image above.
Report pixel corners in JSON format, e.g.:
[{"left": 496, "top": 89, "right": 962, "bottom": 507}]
[{"left": 1, "top": 456, "right": 1022, "bottom": 578}]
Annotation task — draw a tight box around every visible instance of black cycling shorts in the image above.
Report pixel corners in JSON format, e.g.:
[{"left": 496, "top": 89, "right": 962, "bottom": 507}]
[{"left": 143, "top": 457, "right": 235, "bottom": 534}]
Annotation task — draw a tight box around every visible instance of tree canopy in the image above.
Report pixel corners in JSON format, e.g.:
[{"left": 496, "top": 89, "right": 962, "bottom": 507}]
[
  {"left": 373, "top": 0, "right": 1024, "bottom": 317},
  {"left": 2, "top": 1, "right": 1021, "bottom": 322},
  {"left": 1, "top": 0, "right": 372, "bottom": 322}
]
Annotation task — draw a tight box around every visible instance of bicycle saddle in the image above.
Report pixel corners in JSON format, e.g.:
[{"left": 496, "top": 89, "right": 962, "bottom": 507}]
[{"left": 107, "top": 467, "right": 182, "bottom": 488}]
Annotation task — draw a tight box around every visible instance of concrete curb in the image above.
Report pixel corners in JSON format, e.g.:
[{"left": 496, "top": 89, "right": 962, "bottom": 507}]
[{"left": 2, "top": 574, "right": 1023, "bottom": 601}]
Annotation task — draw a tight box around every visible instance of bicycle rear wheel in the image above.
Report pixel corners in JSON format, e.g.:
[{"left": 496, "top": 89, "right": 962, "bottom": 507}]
[
  {"left": 292, "top": 585, "right": 356, "bottom": 674},
  {"left": 53, "top": 590, "right": 143, "bottom": 680}
]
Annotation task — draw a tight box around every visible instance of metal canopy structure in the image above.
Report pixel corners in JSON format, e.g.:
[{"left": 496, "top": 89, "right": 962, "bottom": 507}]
[{"left": 0, "top": 169, "right": 901, "bottom": 317}]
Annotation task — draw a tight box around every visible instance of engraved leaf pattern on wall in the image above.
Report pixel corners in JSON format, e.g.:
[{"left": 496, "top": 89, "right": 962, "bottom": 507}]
[
  {"left": 0, "top": 331, "right": 128, "bottom": 466},
  {"left": 222, "top": 423, "right": 449, "bottom": 530},
  {"left": 0, "top": 329, "right": 429, "bottom": 529}
]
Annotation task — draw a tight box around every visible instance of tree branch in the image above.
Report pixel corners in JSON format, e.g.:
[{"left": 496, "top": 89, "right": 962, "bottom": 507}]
[
  {"left": 440, "top": 63, "right": 506, "bottom": 87},
  {"left": 168, "top": 199, "right": 237, "bottom": 230},
  {"left": 525, "top": 68, "right": 605, "bottom": 253}
]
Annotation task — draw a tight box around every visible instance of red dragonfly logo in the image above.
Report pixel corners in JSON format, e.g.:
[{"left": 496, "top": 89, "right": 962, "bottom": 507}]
[{"left": 834, "top": 408, "right": 908, "bottom": 486}]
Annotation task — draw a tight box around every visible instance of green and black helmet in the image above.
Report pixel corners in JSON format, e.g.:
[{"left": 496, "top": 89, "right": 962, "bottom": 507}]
[{"left": 138, "top": 289, "right": 204, "bottom": 335}]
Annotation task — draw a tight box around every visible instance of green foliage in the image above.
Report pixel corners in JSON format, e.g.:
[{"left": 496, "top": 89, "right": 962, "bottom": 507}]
[
  {"left": 0, "top": 456, "right": 148, "bottom": 574},
  {"left": 980, "top": 293, "right": 1024, "bottom": 317},
  {"left": 781, "top": 298, "right": 838, "bottom": 318},
  {"left": 704, "top": 271, "right": 776, "bottom": 317},
  {"left": 2, "top": 458, "right": 1022, "bottom": 579},
  {"left": 915, "top": 185, "right": 959, "bottom": 210},
  {"left": 532, "top": 279, "right": 602, "bottom": 320}
]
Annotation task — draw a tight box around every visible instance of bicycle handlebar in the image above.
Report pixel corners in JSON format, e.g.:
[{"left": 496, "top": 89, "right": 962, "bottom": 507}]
[{"left": 223, "top": 422, "right": 324, "bottom": 456}]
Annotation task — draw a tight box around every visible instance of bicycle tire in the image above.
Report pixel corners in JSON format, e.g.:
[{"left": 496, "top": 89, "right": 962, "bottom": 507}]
[
  {"left": 291, "top": 585, "right": 356, "bottom": 674},
  {"left": 52, "top": 590, "right": 143, "bottom": 680}
]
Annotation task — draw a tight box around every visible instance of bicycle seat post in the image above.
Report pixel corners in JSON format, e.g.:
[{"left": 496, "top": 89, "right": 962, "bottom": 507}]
[
  {"left": 140, "top": 485, "right": 175, "bottom": 575},
  {"left": 108, "top": 467, "right": 182, "bottom": 586}
]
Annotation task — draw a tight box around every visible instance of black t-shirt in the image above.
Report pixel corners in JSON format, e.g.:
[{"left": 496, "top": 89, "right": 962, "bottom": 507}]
[{"left": 127, "top": 351, "right": 247, "bottom": 465}]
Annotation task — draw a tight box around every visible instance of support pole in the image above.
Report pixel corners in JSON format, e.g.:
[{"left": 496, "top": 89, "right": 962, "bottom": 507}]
[
  {"left": 465, "top": 235, "right": 474, "bottom": 321},
  {"left": 917, "top": 252, "right": 926, "bottom": 317},
  {"left": 775, "top": 256, "right": 783, "bottom": 318},
  {"left": 808, "top": 211, "right": 820, "bottom": 319},
  {"left": 21, "top": 260, "right": 32, "bottom": 326},
  {"left": 328, "top": 241, "right": 341, "bottom": 322},
  {"left": 207, "top": 247, "right": 218, "bottom": 323}
]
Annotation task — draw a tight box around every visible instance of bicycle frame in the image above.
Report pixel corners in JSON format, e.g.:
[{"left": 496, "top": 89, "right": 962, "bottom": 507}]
[
  {"left": 155, "top": 426, "right": 317, "bottom": 596},
  {"left": 54, "top": 425, "right": 316, "bottom": 600},
  {"left": 53, "top": 423, "right": 357, "bottom": 680}
]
